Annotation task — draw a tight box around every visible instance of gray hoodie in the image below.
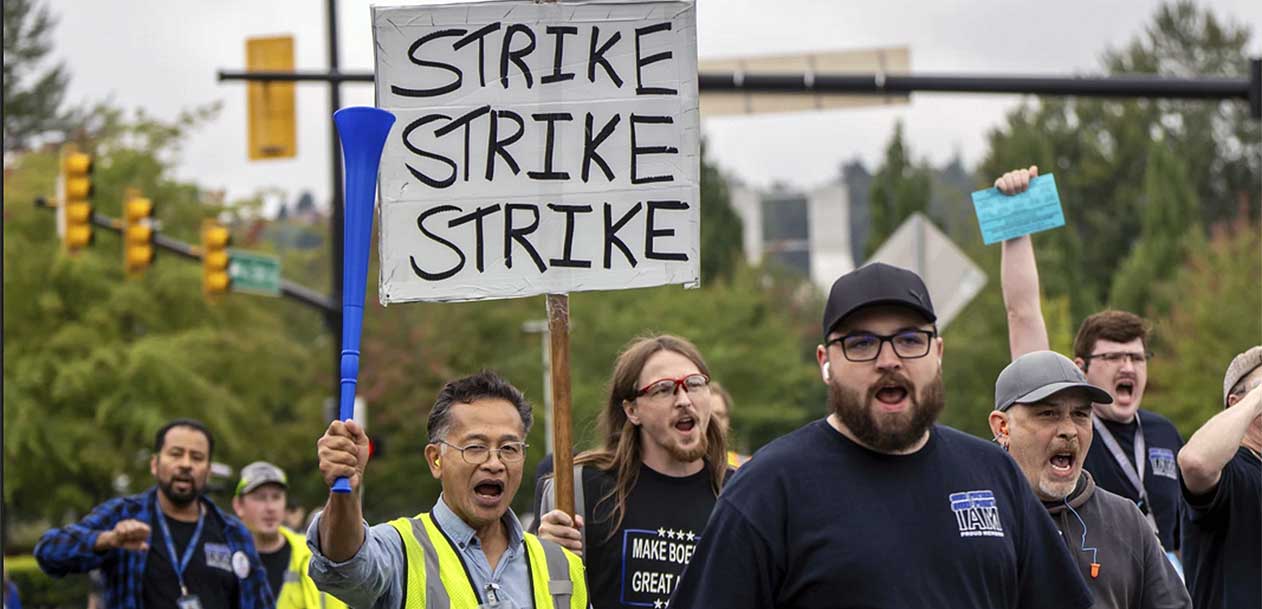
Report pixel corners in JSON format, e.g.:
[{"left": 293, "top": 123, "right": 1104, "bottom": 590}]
[{"left": 1043, "top": 471, "right": 1191, "bottom": 609}]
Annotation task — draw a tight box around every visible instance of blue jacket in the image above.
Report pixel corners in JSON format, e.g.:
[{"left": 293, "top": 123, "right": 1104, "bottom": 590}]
[{"left": 34, "top": 486, "right": 273, "bottom": 609}]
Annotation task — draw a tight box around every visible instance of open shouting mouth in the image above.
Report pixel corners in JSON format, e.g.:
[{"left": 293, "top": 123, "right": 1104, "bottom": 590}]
[
  {"left": 673, "top": 414, "right": 697, "bottom": 433},
  {"left": 872, "top": 380, "right": 912, "bottom": 412},
  {"left": 1047, "top": 445, "right": 1079, "bottom": 480},
  {"left": 473, "top": 479, "right": 505, "bottom": 507}
]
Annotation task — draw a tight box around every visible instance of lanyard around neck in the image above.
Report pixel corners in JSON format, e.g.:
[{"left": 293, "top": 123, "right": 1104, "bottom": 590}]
[
  {"left": 156, "top": 505, "right": 206, "bottom": 596},
  {"left": 1092, "top": 414, "right": 1147, "bottom": 498}
]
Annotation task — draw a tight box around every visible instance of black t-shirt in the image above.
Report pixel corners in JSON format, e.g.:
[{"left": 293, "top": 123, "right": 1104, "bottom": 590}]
[
  {"left": 258, "top": 540, "right": 292, "bottom": 600},
  {"left": 1181, "top": 447, "right": 1262, "bottom": 609},
  {"left": 580, "top": 462, "right": 721, "bottom": 609},
  {"left": 1084, "top": 409, "right": 1184, "bottom": 550},
  {"left": 668, "top": 420, "right": 1093, "bottom": 609},
  {"left": 143, "top": 510, "right": 240, "bottom": 609}
]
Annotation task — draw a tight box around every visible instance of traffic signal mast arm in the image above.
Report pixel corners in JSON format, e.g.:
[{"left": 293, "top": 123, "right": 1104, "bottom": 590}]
[{"left": 33, "top": 197, "right": 335, "bottom": 315}]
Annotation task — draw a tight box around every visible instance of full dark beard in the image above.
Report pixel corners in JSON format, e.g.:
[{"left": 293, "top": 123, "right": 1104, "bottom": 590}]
[
  {"left": 158, "top": 478, "right": 202, "bottom": 507},
  {"left": 828, "top": 370, "right": 946, "bottom": 453}
]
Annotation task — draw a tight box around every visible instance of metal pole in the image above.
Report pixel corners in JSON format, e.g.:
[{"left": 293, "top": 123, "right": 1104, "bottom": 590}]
[
  {"left": 327, "top": 0, "right": 345, "bottom": 404},
  {"left": 217, "top": 68, "right": 1259, "bottom": 117},
  {"left": 542, "top": 329, "right": 553, "bottom": 455},
  {"left": 522, "top": 320, "right": 554, "bottom": 454},
  {"left": 35, "top": 197, "right": 338, "bottom": 314}
]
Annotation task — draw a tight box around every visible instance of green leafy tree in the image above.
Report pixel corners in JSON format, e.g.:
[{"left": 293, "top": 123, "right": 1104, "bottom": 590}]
[
  {"left": 1109, "top": 144, "right": 1203, "bottom": 314},
  {"left": 343, "top": 260, "right": 823, "bottom": 521},
  {"left": 866, "top": 122, "right": 932, "bottom": 258},
  {"left": 699, "top": 140, "right": 743, "bottom": 284},
  {"left": 1144, "top": 209, "right": 1261, "bottom": 439},
  {"left": 3, "top": 108, "right": 328, "bottom": 531},
  {"left": 981, "top": 1, "right": 1259, "bottom": 313},
  {"left": 2, "top": 0, "right": 73, "bottom": 151}
]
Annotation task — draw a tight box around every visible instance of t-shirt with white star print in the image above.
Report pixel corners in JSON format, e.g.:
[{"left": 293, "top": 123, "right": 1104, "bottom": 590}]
[{"left": 578, "top": 461, "right": 723, "bottom": 609}]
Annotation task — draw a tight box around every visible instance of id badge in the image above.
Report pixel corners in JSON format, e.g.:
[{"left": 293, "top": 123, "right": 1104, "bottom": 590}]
[{"left": 177, "top": 594, "right": 203, "bottom": 609}]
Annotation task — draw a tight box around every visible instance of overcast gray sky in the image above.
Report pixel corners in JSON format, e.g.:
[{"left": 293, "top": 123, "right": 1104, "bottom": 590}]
[{"left": 47, "top": 0, "right": 1262, "bottom": 208}]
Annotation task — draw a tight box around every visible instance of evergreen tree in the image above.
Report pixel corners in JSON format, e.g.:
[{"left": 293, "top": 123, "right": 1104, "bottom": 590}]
[
  {"left": 3, "top": 0, "right": 73, "bottom": 152},
  {"left": 866, "top": 122, "right": 932, "bottom": 258},
  {"left": 699, "top": 141, "right": 744, "bottom": 283}
]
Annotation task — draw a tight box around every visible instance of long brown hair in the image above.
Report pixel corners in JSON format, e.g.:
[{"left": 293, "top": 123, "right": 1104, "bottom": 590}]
[{"left": 575, "top": 334, "right": 728, "bottom": 539}]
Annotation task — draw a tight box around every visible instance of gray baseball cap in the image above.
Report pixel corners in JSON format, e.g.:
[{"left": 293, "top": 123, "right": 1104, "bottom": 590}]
[
  {"left": 235, "top": 461, "right": 288, "bottom": 496},
  {"left": 995, "top": 351, "right": 1113, "bottom": 412}
]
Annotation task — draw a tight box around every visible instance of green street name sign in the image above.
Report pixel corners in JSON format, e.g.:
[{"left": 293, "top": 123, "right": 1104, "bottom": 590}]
[{"left": 229, "top": 250, "right": 282, "bottom": 296}]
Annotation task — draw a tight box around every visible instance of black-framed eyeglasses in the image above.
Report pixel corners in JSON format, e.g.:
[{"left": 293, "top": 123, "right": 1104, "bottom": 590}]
[
  {"left": 826, "top": 329, "right": 936, "bottom": 362},
  {"left": 1083, "top": 351, "right": 1152, "bottom": 365},
  {"left": 434, "top": 440, "right": 529, "bottom": 464}
]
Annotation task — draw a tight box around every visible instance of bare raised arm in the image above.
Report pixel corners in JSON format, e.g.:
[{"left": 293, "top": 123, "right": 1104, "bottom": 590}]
[
  {"left": 996, "top": 165, "right": 1050, "bottom": 359},
  {"left": 1179, "top": 383, "right": 1262, "bottom": 495}
]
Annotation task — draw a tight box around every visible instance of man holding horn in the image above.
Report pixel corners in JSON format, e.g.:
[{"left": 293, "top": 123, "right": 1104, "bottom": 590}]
[{"left": 307, "top": 371, "right": 588, "bottom": 609}]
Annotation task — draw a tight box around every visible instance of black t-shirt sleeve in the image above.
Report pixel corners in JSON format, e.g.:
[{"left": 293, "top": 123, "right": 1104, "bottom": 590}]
[
  {"left": 667, "top": 496, "right": 779, "bottom": 609},
  {"left": 1012, "top": 466, "right": 1094, "bottom": 609},
  {"left": 1180, "top": 454, "right": 1238, "bottom": 525}
]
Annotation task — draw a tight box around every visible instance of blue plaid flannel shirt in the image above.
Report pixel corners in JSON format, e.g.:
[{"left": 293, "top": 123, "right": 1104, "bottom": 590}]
[{"left": 34, "top": 486, "right": 274, "bottom": 609}]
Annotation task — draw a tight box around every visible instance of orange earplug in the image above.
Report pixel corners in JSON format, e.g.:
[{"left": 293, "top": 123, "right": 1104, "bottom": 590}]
[{"left": 1090, "top": 563, "right": 1101, "bottom": 578}]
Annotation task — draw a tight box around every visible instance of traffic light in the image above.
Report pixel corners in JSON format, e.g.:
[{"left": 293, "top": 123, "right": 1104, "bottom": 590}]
[
  {"left": 123, "top": 189, "right": 155, "bottom": 276},
  {"left": 201, "top": 220, "right": 231, "bottom": 296},
  {"left": 246, "top": 36, "right": 296, "bottom": 160},
  {"left": 59, "top": 145, "right": 94, "bottom": 252}
]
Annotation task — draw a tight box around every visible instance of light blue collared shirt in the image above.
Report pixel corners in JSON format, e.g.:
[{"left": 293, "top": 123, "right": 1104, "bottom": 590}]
[{"left": 307, "top": 495, "right": 532, "bottom": 609}]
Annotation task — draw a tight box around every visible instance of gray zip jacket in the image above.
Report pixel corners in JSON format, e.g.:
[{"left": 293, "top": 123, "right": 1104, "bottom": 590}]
[{"left": 1044, "top": 471, "right": 1191, "bottom": 609}]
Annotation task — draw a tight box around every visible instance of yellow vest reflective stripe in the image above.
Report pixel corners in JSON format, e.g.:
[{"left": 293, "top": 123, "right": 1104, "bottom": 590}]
[
  {"left": 276, "top": 526, "right": 349, "bottom": 609},
  {"left": 387, "top": 514, "right": 586, "bottom": 609}
]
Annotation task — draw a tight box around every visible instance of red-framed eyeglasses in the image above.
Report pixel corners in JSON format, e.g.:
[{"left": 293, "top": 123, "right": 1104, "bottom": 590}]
[{"left": 636, "top": 374, "right": 711, "bottom": 400}]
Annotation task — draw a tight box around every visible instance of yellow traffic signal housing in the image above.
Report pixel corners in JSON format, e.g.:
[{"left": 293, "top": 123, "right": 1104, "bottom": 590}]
[
  {"left": 201, "top": 221, "right": 232, "bottom": 296},
  {"left": 123, "top": 189, "right": 155, "bottom": 276},
  {"left": 59, "top": 146, "right": 95, "bottom": 252},
  {"left": 246, "top": 35, "right": 296, "bottom": 160}
]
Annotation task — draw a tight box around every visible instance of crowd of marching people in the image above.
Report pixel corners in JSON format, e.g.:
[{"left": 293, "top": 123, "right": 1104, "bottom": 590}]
[{"left": 31, "top": 166, "right": 1260, "bottom": 608}]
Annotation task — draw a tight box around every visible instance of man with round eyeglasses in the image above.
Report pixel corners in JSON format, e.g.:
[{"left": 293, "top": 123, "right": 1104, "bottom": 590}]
[
  {"left": 669, "top": 263, "right": 1090, "bottom": 609},
  {"left": 307, "top": 370, "right": 588, "bottom": 609},
  {"left": 533, "top": 335, "right": 729, "bottom": 609}
]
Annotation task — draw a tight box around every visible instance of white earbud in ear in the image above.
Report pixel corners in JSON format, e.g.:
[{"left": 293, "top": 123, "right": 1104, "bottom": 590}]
[{"left": 821, "top": 361, "right": 831, "bottom": 382}]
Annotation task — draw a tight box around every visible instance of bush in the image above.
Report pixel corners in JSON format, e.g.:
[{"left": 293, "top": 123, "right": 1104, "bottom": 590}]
[{"left": 4, "top": 555, "right": 90, "bottom": 609}]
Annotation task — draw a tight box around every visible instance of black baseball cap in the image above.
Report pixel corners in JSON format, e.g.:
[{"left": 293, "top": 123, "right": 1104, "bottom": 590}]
[{"left": 822, "top": 263, "right": 936, "bottom": 337}]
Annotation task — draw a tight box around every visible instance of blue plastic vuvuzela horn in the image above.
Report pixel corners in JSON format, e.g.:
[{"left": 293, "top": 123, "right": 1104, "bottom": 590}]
[{"left": 331, "top": 106, "right": 396, "bottom": 493}]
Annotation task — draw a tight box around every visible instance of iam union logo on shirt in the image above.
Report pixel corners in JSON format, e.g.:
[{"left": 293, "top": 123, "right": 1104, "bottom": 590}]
[{"left": 949, "top": 490, "right": 1005, "bottom": 538}]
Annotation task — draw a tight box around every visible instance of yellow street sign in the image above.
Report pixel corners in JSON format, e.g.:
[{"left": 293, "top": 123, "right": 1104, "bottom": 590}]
[{"left": 246, "top": 35, "right": 296, "bottom": 160}]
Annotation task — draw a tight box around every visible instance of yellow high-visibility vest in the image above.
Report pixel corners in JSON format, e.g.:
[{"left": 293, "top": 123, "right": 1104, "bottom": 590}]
[
  {"left": 276, "top": 526, "right": 349, "bottom": 609},
  {"left": 387, "top": 513, "right": 586, "bottom": 609}
]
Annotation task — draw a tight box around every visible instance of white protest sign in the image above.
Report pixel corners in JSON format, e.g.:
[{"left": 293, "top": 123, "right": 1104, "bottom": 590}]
[{"left": 372, "top": 0, "right": 700, "bottom": 303}]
